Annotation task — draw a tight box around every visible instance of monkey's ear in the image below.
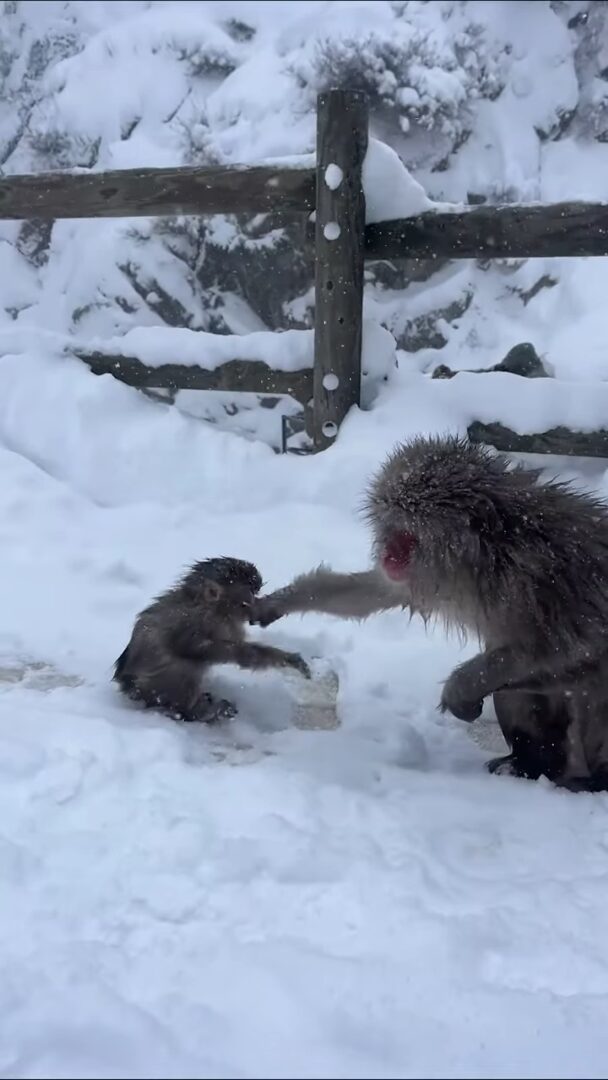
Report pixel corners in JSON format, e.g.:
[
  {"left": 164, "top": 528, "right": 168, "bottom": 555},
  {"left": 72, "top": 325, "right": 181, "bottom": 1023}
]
[{"left": 203, "top": 580, "right": 222, "bottom": 604}]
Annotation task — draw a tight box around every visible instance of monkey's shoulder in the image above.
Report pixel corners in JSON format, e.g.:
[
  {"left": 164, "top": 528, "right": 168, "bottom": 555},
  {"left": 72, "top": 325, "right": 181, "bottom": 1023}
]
[{"left": 142, "top": 585, "right": 206, "bottom": 618}]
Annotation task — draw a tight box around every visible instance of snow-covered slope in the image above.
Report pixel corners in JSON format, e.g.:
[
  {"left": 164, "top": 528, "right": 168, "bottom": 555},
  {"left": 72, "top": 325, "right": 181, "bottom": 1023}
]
[
  {"left": 0, "top": 345, "right": 608, "bottom": 1079},
  {"left": 1, "top": 2, "right": 608, "bottom": 1078},
  {"left": 1, "top": 0, "right": 607, "bottom": 408}
]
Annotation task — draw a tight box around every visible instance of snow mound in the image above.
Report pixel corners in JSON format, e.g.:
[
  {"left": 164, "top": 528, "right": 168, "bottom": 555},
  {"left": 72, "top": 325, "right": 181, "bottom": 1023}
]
[
  {"left": 89, "top": 325, "right": 313, "bottom": 374},
  {"left": 363, "top": 138, "right": 439, "bottom": 223},
  {"left": 82, "top": 316, "right": 397, "bottom": 391}
]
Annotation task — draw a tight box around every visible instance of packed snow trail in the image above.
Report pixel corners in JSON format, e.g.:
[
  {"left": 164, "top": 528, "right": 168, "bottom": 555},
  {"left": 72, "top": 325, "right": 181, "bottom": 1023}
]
[{"left": 1, "top": 353, "right": 608, "bottom": 1078}]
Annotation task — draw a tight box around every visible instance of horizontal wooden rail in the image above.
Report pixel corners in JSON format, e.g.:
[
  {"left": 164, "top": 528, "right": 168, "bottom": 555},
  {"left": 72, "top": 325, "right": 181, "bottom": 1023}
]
[
  {"left": 73, "top": 349, "right": 312, "bottom": 403},
  {"left": 364, "top": 202, "right": 608, "bottom": 260},
  {"left": 0, "top": 164, "right": 316, "bottom": 219},
  {"left": 2, "top": 166, "right": 606, "bottom": 265},
  {"left": 468, "top": 421, "right": 608, "bottom": 458}
]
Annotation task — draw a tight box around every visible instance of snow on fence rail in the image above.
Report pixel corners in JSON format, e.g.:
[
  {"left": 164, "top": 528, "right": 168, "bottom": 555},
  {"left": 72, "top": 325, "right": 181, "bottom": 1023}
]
[
  {"left": 1, "top": 89, "right": 608, "bottom": 455},
  {"left": 73, "top": 324, "right": 316, "bottom": 404}
]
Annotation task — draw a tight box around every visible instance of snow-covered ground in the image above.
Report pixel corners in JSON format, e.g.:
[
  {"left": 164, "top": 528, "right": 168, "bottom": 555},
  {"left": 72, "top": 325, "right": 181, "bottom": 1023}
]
[
  {"left": 2, "top": 346, "right": 608, "bottom": 1079},
  {"left": 2, "top": 1, "right": 608, "bottom": 1077}
]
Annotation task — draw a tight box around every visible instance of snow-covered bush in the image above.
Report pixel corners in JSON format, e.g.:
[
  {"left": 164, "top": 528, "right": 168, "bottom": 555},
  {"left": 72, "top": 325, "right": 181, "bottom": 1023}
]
[
  {"left": 568, "top": 1, "right": 608, "bottom": 140},
  {"left": 295, "top": 9, "right": 505, "bottom": 153}
]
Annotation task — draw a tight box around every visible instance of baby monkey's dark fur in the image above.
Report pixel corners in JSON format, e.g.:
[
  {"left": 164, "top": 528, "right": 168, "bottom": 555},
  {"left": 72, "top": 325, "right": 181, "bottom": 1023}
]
[
  {"left": 252, "top": 436, "right": 608, "bottom": 791},
  {"left": 114, "top": 556, "right": 310, "bottom": 724}
]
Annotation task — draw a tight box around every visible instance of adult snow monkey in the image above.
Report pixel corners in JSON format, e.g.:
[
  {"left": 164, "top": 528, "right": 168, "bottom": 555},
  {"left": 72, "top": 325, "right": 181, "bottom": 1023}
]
[{"left": 251, "top": 435, "right": 608, "bottom": 792}]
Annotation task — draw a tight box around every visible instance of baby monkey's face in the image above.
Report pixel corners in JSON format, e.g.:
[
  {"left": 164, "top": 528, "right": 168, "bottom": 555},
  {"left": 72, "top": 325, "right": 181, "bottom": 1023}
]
[
  {"left": 225, "top": 581, "right": 259, "bottom": 617},
  {"left": 204, "top": 575, "right": 261, "bottom": 620}
]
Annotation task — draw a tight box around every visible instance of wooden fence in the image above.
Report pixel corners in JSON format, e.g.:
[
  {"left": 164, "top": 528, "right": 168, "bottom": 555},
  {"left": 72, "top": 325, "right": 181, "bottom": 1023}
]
[{"left": 1, "top": 89, "right": 608, "bottom": 455}]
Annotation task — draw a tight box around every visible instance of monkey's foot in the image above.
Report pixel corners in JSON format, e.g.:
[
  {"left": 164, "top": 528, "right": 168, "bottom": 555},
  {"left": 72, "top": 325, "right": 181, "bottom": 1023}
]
[
  {"left": 200, "top": 697, "right": 238, "bottom": 723},
  {"left": 485, "top": 756, "right": 514, "bottom": 773},
  {"left": 486, "top": 753, "right": 543, "bottom": 781},
  {"left": 489, "top": 767, "right": 608, "bottom": 792},
  {"left": 178, "top": 695, "right": 238, "bottom": 724},
  {"left": 557, "top": 773, "right": 608, "bottom": 794},
  {"left": 485, "top": 751, "right": 537, "bottom": 777},
  {"left": 214, "top": 698, "right": 238, "bottom": 721}
]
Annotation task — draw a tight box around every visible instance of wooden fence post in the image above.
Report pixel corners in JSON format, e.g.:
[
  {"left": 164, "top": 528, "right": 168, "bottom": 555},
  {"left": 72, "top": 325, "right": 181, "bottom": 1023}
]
[{"left": 312, "top": 90, "right": 368, "bottom": 450}]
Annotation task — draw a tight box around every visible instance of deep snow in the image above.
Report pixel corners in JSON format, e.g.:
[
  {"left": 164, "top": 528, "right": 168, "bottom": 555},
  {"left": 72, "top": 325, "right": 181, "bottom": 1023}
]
[
  {"left": 2, "top": 2, "right": 608, "bottom": 1078},
  {"left": 1, "top": 345, "right": 608, "bottom": 1079}
]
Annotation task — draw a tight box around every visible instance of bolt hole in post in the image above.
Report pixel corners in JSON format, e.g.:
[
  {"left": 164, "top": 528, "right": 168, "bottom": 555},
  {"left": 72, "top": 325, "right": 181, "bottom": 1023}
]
[{"left": 322, "top": 421, "right": 338, "bottom": 439}]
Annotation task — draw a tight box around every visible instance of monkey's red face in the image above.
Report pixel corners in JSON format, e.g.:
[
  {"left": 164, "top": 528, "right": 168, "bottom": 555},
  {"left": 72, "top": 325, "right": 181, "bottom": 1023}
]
[{"left": 380, "top": 531, "right": 418, "bottom": 581}]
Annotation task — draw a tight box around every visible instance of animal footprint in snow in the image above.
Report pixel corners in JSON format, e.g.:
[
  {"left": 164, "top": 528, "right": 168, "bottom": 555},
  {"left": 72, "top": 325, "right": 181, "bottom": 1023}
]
[{"left": 0, "top": 661, "right": 83, "bottom": 691}]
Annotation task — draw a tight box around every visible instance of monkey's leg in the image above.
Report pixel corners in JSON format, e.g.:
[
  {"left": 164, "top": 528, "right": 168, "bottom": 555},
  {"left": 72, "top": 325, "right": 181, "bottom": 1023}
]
[
  {"left": 207, "top": 640, "right": 311, "bottom": 679},
  {"left": 135, "top": 662, "right": 236, "bottom": 725},
  {"left": 488, "top": 692, "right": 608, "bottom": 793},
  {"left": 489, "top": 692, "right": 568, "bottom": 782},
  {"left": 251, "top": 567, "right": 401, "bottom": 627},
  {"left": 556, "top": 692, "right": 608, "bottom": 792}
]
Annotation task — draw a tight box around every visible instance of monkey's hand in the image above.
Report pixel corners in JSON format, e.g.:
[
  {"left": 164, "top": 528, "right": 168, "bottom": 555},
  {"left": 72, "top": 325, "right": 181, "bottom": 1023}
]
[
  {"left": 283, "top": 651, "right": 312, "bottom": 679},
  {"left": 440, "top": 667, "right": 484, "bottom": 722},
  {"left": 249, "top": 595, "right": 285, "bottom": 628}
]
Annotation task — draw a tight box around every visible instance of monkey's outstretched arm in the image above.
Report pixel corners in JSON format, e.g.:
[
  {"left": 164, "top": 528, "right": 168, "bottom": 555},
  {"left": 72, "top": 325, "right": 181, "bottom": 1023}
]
[
  {"left": 251, "top": 566, "right": 401, "bottom": 626},
  {"left": 208, "top": 640, "right": 311, "bottom": 679},
  {"left": 441, "top": 642, "right": 608, "bottom": 721}
]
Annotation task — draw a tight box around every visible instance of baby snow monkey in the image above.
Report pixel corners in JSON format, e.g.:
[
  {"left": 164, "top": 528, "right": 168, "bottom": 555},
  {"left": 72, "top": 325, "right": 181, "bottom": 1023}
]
[{"left": 114, "top": 556, "right": 310, "bottom": 723}]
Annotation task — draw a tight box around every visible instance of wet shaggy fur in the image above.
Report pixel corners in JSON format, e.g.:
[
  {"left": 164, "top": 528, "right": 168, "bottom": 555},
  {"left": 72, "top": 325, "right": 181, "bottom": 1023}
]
[
  {"left": 114, "top": 556, "right": 310, "bottom": 724},
  {"left": 252, "top": 435, "right": 608, "bottom": 791}
]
